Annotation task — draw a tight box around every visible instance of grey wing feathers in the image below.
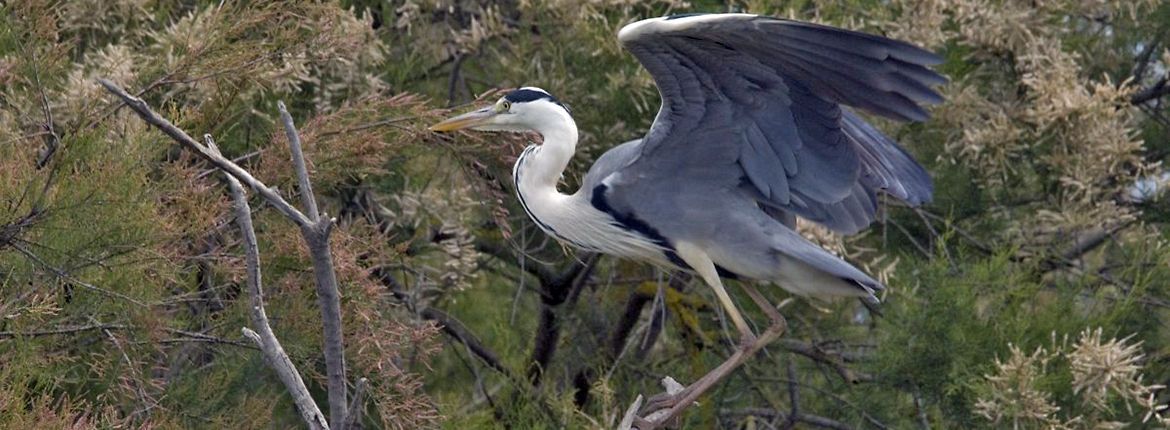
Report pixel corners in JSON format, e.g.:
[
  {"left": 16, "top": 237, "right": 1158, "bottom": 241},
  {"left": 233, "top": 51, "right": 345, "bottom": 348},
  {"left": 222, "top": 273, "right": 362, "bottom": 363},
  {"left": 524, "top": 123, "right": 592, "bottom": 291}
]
[
  {"left": 845, "top": 109, "right": 933, "bottom": 206},
  {"left": 616, "top": 14, "right": 944, "bottom": 234},
  {"left": 765, "top": 109, "right": 935, "bottom": 234}
]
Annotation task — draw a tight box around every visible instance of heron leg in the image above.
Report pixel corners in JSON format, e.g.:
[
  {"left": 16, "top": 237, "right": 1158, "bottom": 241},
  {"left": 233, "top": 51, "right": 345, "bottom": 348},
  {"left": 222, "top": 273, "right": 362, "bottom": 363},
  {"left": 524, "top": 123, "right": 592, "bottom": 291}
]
[
  {"left": 635, "top": 243, "right": 788, "bottom": 429},
  {"left": 673, "top": 241, "right": 754, "bottom": 343},
  {"left": 741, "top": 283, "right": 787, "bottom": 334}
]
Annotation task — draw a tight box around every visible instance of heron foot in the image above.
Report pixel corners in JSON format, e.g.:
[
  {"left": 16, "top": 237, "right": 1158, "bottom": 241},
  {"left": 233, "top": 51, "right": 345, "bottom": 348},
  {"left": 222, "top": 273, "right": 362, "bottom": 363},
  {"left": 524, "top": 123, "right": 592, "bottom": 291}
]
[
  {"left": 635, "top": 391, "right": 687, "bottom": 429},
  {"left": 633, "top": 324, "right": 786, "bottom": 429},
  {"left": 737, "top": 330, "right": 758, "bottom": 349}
]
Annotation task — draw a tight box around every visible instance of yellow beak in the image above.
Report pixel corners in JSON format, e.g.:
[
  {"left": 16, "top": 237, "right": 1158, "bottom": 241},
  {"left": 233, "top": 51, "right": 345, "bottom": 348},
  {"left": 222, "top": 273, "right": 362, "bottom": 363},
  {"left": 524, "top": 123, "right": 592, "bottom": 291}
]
[{"left": 429, "top": 107, "right": 497, "bottom": 132}]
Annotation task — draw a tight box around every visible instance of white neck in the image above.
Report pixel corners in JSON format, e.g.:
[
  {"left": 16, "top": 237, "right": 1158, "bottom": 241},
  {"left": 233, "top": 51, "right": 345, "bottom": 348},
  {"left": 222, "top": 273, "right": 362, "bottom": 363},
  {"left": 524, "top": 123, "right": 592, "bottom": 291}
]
[
  {"left": 509, "top": 105, "right": 670, "bottom": 262},
  {"left": 516, "top": 107, "right": 578, "bottom": 193}
]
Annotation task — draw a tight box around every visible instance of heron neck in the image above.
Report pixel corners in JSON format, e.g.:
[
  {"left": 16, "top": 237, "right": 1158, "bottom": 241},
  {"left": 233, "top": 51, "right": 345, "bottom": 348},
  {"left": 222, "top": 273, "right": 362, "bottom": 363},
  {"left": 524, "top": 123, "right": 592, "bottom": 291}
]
[{"left": 523, "top": 113, "right": 579, "bottom": 192}]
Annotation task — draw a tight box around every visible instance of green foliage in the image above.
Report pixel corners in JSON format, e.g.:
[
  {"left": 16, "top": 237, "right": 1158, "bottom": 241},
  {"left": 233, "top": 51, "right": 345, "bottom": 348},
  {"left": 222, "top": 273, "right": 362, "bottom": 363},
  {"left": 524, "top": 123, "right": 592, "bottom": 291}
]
[{"left": 1, "top": 0, "right": 1169, "bottom": 429}]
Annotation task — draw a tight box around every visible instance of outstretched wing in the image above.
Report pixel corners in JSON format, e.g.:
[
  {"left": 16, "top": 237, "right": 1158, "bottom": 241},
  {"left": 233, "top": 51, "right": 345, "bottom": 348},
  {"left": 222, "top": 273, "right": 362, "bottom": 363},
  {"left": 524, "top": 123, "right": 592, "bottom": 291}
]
[{"left": 606, "top": 14, "right": 944, "bottom": 234}]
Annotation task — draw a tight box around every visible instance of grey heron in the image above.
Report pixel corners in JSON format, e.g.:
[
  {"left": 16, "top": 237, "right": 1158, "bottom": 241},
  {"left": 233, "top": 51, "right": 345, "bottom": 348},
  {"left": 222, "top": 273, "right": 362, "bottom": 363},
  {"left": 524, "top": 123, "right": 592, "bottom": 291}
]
[{"left": 431, "top": 13, "right": 944, "bottom": 424}]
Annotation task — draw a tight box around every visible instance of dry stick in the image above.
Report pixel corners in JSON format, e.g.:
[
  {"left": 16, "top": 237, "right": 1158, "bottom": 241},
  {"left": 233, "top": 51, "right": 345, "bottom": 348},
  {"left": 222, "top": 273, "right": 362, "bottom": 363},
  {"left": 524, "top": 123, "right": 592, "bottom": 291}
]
[
  {"left": 278, "top": 102, "right": 321, "bottom": 221},
  {"left": 222, "top": 164, "right": 329, "bottom": 430},
  {"left": 343, "top": 378, "right": 369, "bottom": 430},
  {"left": 0, "top": 323, "right": 128, "bottom": 338},
  {"left": 99, "top": 79, "right": 348, "bottom": 428},
  {"left": 96, "top": 79, "right": 310, "bottom": 226},
  {"left": 10, "top": 242, "right": 148, "bottom": 307},
  {"left": 631, "top": 284, "right": 788, "bottom": 430},
  {"left": 277, "top": 102, "right": 349, "bottom": 428}
]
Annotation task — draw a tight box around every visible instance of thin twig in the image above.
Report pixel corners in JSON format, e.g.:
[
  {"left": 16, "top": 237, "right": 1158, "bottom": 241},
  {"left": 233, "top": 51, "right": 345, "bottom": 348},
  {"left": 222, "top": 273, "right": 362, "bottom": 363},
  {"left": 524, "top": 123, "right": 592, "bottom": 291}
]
[
  {"left": 92, "top": 316, "right": 153, "bottom": 421},
  {"left": 775, "top": 339, "right": 870, "bottom": 384},
  {"left": 344, "top": 377, "right": 369, "bottom": 430},
  {"left": 316, "top": 116, "right": 415, "bottom": 138},
  {"left": 10, "top": 242, "right": 147, "bottom": 307},
  {"left": 782, "top": 361, "right": 800, "bottom": 430},
  {"left": 30, "top": 50, "right": 59, "bottom": 169},
  {"left": 374, "top": 267, "right": 517, "bottom": 379},
  {"left": 0, "top": 323, "right": 128, "bottom": 338}
]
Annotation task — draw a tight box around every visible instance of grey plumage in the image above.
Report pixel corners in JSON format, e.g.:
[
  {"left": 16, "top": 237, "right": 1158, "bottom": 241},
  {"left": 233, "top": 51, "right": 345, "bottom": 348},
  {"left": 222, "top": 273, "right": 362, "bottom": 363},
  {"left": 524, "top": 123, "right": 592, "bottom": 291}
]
[
  {"left": 431, "top": 12, "right": 944, "bottom": 308},
  {"left": 591, "top": 14, "right": 943, "bottom": 294},
  {"left": 429, "top": 14, "right": 945, "bottom": 414}
]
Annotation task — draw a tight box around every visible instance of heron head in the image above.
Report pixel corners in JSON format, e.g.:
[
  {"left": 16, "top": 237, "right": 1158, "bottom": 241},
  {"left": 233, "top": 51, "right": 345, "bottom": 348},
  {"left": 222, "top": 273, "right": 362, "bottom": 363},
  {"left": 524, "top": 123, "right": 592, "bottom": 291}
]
[{"left": 429, "top": 87, "right": 570, "bottom": 133}]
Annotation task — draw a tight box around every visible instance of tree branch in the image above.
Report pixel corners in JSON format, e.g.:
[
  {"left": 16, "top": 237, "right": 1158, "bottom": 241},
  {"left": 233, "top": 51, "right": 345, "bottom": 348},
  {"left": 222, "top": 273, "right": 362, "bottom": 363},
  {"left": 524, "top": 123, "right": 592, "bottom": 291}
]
[
  {"left": 97, "top": 79, "right": 311, "bottom": 226},
  {"left": 0, "top": 323, "right": 128, "bottom": 338},
  {"left": 224, "top": 161, "right": 328, "bottom": 430},
  {"left": 1132, "top": 74, "right": 1170, "bottom": 105},
  {"left": 101, "top": 79, "right": 348, "bottom": 429},
  {"left": 343, "top": 377, "right": 369, "bottom": 430},
  {"left": 277, "top": 107, "right": 349, "bottom": 428},
  {"left": 528, "top": 254, "right": 598, "bottom": 385},
  {"left": 373, "top": 267, "right": 519, "bottom": 381},
  {"left": 278, "top": 101, "right": 321, "bottom": 221},
  {"left": 776, "top": 339, "right": 871, "bottom": 384}
]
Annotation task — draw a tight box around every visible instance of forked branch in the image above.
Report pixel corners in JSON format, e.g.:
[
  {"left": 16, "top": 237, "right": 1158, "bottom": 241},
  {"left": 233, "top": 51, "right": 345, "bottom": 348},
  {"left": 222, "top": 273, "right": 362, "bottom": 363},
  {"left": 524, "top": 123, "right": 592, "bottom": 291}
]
[
  {"left": 100, "top": 79, "right": 349, "bottom": 429},
  {"left": 222, "top": 156, "right": 327, "bottom": 429}
]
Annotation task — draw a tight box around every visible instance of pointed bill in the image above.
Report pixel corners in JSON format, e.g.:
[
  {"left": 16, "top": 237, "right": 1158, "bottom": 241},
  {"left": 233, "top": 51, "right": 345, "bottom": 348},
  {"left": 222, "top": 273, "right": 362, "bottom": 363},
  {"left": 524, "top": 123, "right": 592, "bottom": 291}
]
[{"left": 429, "top": 107, "right": 497, "bottom": 132}]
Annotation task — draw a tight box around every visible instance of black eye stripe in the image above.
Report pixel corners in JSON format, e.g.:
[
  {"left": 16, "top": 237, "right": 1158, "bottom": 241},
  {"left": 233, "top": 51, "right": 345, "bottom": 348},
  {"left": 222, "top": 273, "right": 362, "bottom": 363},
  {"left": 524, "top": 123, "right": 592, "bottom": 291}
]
[{"left": 503, "top": 89, "right": 569, "bottom": 112}]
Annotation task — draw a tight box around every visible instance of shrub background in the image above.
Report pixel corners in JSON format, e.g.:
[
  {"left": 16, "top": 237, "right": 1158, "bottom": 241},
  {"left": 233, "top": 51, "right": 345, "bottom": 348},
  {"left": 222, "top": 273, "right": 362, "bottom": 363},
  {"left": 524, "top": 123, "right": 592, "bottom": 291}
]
[{"left": 1, "top": 0, "right": 1169, "bottom": 428}]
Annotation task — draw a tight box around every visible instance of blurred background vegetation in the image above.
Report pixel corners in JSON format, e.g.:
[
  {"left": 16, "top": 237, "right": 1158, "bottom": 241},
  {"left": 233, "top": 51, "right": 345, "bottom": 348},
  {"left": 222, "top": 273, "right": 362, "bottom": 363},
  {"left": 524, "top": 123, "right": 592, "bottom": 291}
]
[{"left": 2, "top": 0, "right": 1170, "bottom": 428}]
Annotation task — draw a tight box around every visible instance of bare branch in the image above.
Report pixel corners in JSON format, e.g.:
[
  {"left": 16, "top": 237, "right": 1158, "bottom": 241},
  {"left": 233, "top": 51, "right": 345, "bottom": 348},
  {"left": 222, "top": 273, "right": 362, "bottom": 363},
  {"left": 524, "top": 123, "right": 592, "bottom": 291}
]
[
  {"left": 776, "top": 339, "right": 871, "bottom": 384},
  {"left": 301, "top": 220, "right": 348, "bottom": 429},
  {"left": 30, "top": 50, "right": 59, "bottom": 169},
  {"left": 225, "top": 168, "right": 329, "bottom": 430},
  {"left": 1132, "top": 74, "right": 1170, "bottom": 105},
  {"left": 97, "top": 79, "right": 311, "bottom": 226},
  {"left": 273, "top": 103, "right": 349, "bottom": 427},
  {"left": 92, "top": 316, "right": 153, "bottom": 420},
  {"left": 374, "top": 267, "right": 518, "bottom": 380},
  {"left": 344, "top": 377, "right": 369, "bottom": 430},
  {"left": 1131, "top": 33, "right": 1163, "bottom": 82},
  {"left": 278, "top": 101, "right": 321, "bottom": 221},
  {"left": 102, "top": 81, "right": 350, "bottom": 428},
  {"left": 782, "top": 361, "right": 800, "bottom": 430},
  {"left": 0, "top": 323, "right": 128, "bottom": 338},
  {"left": 10, "top": 242, "right": 148, "bottom": 307},
  {"left": 528, "top": 254, "right": 598, "bottom": 385}
]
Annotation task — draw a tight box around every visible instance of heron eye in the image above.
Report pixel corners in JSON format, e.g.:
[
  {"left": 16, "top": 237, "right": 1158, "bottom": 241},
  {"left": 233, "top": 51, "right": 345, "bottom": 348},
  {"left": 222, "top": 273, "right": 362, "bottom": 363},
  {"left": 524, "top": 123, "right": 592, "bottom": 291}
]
[{"left": 501, "top": 101, "right": 512, "bottom": 112}]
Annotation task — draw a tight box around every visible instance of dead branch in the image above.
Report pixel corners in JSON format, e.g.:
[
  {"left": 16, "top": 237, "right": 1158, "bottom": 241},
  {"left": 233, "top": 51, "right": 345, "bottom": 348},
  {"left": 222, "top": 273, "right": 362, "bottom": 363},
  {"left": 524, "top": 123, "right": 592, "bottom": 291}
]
[
  {"left": 776, "top": 339, "right": 871, "bottom": 384},
  {"left": 31, "top": 54, "right": 59, "bottom": 169},
  {"left": 373, "top": 266, "right": 518, "bottom": 380},
  {"left": 1132, "top": 74, "right": 1170, "bottom": 105},
  {"left": 528, "top": 254, "right": 598, "bottom": 385},
  {"left": 223, "top": 158, "right": 328, "bottom": 430},
  {"left": 0, "top": 323, "right": 255, "bottom": 350},
  {"left": 100, "top": 79, "right": 349, "bottom": 429},
  {"left": 782, "top": 361, "right": 800, "bottom": 430},
  {"left": 10, "top": 242, "right": 148, "bottom": 307},
  {"left": 278, "top": 102, "right": 349, "bottom": 427},
  {"left": 97, "top": 79, "right": 310, "bottom": 226},
  {"left": 0, "top": 323, "right": 128, "bottom": 338},
  {"left": 343, "top": 378, "right": 369, "bottom": 430}
]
